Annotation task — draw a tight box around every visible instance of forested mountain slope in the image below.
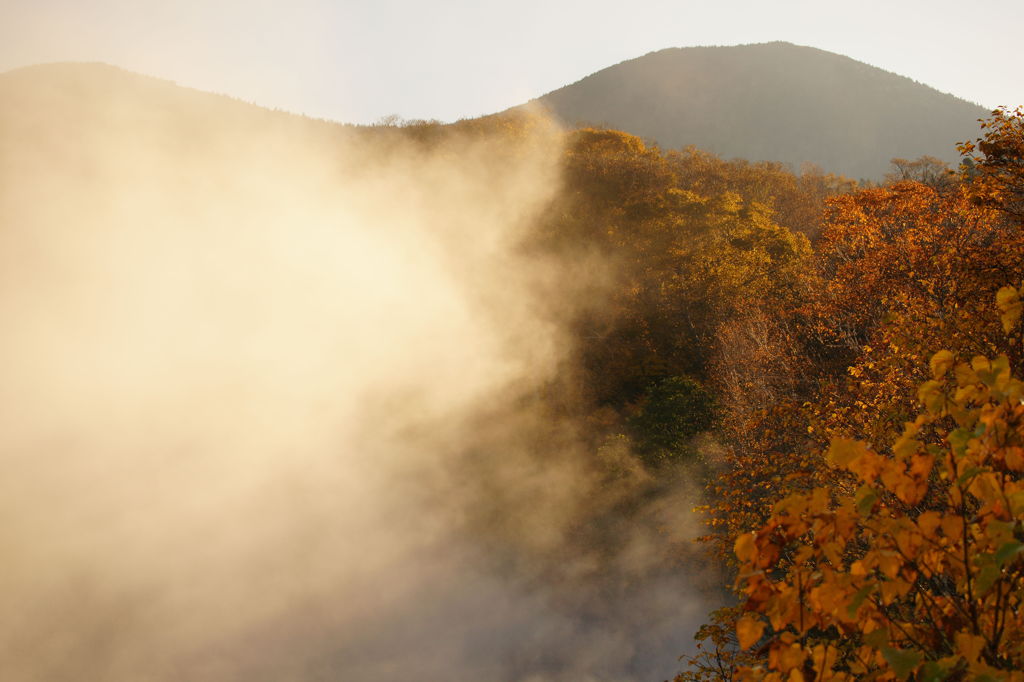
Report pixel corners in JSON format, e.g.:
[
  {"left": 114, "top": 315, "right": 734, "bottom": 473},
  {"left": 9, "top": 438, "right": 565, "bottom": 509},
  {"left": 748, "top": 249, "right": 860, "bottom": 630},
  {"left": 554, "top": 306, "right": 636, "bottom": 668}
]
[{"left": 529, "top": 42, "right": 989, "bottom": 179}]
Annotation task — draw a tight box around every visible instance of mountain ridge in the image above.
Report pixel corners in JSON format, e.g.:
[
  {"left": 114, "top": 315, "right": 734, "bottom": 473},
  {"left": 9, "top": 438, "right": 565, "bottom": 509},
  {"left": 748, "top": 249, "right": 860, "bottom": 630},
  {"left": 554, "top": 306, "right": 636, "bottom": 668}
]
[
  {"left": 4, "top": 47, "right": 993, "bottom": 180},
  {"left": 552, "top": 42, "right": 987, "bottom": 109},
  {"left": 524, "top": 41, "right": 990, "bottom": 178}
]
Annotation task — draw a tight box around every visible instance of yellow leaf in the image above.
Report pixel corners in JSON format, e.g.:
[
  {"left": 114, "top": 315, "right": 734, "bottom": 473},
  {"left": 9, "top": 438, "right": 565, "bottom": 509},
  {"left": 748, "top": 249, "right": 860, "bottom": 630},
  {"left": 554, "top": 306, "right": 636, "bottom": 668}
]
[
  {"left": 954, "top": 362, "right": 980, "bottom": 388},
  {"left": 879, "top": 578, "right": 911, "bottom": 604},
  {"left": 917, "top": 380, "right": 946, "bottom": 414},
  {"left": 769, "top": 641, "right": 807, "bottom": 673},
  {"left": 827, "top": 438, "right": 867, "bottom": 469},
  {"left": 997, "top": 286, "right": 1022, "bottom": 333},
  {"left": 955, "top": 631, "right": 986, "bottom": 663},
  {"left": 930, "top": 350, "right": 955, "bottom": 379},
  {"left": 807, "top": 487, "right": 829, "bottom": 515},
  {"left": 737, "top": 614, "right": 766, "bottom": 649},
  {"left": 893, "top": 433, "right": 920, "bottom": 461},
  {"left": 967, "top": 472, "right": 1002, "bottom": 504},
  {"left": 849, "top": 450, "right": 883, "bottom": 483},
  {"left": 909, "top": 453, "right": 934, "bottom": 479}
]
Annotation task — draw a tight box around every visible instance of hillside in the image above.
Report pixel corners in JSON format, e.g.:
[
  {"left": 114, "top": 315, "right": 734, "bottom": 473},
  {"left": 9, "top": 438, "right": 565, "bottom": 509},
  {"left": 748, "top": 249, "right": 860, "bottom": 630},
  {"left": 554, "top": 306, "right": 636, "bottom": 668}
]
[{"left": 529, "top": 42, "right": 989, "bottom": 179}]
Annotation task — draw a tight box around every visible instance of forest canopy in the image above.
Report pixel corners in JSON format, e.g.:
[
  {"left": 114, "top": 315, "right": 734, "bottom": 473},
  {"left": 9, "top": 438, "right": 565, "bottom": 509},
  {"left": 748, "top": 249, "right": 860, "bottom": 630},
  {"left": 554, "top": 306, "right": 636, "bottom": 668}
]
[
  {"left": 412, "top": 106, "right": 1024, "bottom": 679},
  {"left": 446, "top": 104, "right": 1024, "bottom": 680},
  {"left": 674, "top": 107, "right": 1024, "bottom": 681}
]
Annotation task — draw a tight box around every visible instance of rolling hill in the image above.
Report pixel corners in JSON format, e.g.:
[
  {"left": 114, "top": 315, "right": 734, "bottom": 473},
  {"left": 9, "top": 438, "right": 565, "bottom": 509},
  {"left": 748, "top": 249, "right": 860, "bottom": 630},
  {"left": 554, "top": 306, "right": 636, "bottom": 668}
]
[{"left": 527, "top": 42, "right": 990, "bottom": 179}]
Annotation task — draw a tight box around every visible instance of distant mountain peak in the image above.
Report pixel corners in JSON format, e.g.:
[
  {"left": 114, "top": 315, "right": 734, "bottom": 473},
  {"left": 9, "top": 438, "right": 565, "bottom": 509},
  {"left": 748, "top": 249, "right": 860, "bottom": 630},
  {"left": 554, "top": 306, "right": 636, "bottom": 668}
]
[{"left": 525, "top": 43, "right": 987, "bottom": 178}]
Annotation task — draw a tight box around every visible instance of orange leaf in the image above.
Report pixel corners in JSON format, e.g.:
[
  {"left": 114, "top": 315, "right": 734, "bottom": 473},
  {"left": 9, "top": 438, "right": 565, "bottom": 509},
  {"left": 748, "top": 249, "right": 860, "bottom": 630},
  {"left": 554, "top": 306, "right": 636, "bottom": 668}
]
[
  {"left": 737, "top": 614, "right": 766, "bottom": 649},
  {"left": 735, "top": 532, "right": 757, "bottom": 563}
]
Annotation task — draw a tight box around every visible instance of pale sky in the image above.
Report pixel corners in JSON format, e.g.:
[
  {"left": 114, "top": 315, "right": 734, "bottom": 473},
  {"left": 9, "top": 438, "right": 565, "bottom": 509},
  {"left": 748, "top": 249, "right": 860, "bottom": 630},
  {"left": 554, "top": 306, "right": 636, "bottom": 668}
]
[{"left": 2, "top": 0, "right": 1021, "bottom": 125}]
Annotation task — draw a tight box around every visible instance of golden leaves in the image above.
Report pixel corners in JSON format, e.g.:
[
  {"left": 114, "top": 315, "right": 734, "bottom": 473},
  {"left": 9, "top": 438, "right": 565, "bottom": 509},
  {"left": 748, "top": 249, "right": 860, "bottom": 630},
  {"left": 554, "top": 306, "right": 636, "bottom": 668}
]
[
  {"left": 929, "top": 349, "right": 955, "bottom": 379},
  {"left": 736, "top": 614, "right": 765, "bottom": 650},
  {"left": 916, "top": 510, "right": 941, "bottom": 538},
  {"left": 940, "top": 514, "right": 963, "bottom": 540},
  {"left": 735, "top": 532, "right": 757, "bottom": 563},
  {"left": 732, "top": 356, "right": 1024, "bottom": 680},
  {"left": 917, "top": 380, "right": 947, "bottom": 414},
  {"left": 699, "top": 111, "right": 1024, "bottom": 677},
  {"left": 996, "top": 285, "right": 1022, "bottom": 333},
  {"left": 826, "top": 438, "right": 866, "bottom": 468},
  {"left": 954, "top": 632, "right": 986, "bottom": 664}
]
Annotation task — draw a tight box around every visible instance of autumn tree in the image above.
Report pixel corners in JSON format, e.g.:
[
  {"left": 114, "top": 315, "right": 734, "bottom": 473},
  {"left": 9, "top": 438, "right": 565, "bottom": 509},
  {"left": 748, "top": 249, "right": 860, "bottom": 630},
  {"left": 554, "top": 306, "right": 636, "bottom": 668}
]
[
  {"left": 538, "top": 129, "right": 812, "bottom": 421},
  {"left": 885, "top": 156, "right": 956, "bottom": 191},
  {"left": 683, "top": 108, "right": 1024, "bottom": 681},
  {"left": 959, "top": 106, "right": 1024, "bottom": 220},
  {"left": 629, "top": 375, "right": 715, "bottom": 466},
  {"left": 668, "top": 146, "right": 855, "bottom": 240},
  {"left": 731, "top": 348, "right": 1024, "bottom": 681}
]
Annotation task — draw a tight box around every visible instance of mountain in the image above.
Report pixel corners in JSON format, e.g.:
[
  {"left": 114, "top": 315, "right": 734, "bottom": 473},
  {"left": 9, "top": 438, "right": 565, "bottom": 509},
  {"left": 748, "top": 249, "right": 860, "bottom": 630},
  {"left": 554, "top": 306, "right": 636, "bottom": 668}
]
[
  {"left": 0, "top": 62, "right": 366, "bottom": 167},
  {"left": 527, "top": 42, "right": 990, "bottom": 179}
]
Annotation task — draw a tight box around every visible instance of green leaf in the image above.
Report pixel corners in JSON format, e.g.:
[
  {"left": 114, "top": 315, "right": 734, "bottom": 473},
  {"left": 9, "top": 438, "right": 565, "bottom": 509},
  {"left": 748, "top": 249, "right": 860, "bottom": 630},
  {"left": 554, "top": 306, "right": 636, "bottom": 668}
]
[
  {"left": 956, "top": 466, "right": 985, "bottom": 486},
  {"left": 918, "top": 660, "right": 952, "bottom": 682},
  {"left": 948, "top": 428, "right": 972, "bottom": 456},
  {"left": 847, "top": 584, "right": 874, "bottom": 617},
  {"left": 856, "top": 485, "right": 878, "bottom": 516},
  {"left": 975, "top": 564, "right": 1001, "bottom": 594},
  {"left": 917, "top": 380, "right": 946, "bottom": 414},
  {"left": 864, "top": 627, "right": 890, "bottom": 649},
  {"left": 994, "top": 541, "right": 1024, "bottom": 567},
  {"left": 882, "top": 647, "right": 922, "bottom": 680}
]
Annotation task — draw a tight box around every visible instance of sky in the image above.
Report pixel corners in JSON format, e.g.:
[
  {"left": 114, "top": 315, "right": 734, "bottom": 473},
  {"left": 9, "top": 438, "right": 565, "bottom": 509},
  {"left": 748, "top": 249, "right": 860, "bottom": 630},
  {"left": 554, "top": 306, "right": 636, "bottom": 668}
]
[{"left": 2, "top": 0, "right": 1022, "bottom": 126}]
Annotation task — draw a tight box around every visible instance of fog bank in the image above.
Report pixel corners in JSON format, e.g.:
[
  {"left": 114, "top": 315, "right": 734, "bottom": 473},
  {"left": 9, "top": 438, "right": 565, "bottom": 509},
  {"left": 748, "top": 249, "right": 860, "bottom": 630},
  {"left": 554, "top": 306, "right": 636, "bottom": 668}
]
[{"left": 0, "top": 64, "right": 712, "bottom": 681}]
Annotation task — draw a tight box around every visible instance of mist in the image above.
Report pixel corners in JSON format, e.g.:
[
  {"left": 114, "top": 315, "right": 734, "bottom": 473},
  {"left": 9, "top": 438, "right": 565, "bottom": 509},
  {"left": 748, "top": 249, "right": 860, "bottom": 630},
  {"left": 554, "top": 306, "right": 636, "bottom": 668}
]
[{"left": 0, "top": 64, "right": 713, "bottom": 681}]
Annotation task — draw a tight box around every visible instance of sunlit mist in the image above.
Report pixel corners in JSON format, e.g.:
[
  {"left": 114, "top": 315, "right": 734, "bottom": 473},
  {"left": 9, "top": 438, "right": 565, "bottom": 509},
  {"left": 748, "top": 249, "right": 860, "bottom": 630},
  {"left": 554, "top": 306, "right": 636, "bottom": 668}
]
[{"left": 0, "top": 63, "right": 710, "bottom": 682}]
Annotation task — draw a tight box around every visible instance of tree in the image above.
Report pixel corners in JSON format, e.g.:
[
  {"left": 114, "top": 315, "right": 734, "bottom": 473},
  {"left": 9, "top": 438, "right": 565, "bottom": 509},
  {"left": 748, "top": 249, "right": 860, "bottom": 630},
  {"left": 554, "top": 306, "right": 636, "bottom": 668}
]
[
  {"left": 629, "top": 375, "right": 715, "bottom": 466},
  {"left": 959, "top": 107, "right": 1024, "bottom": 220},
  {"left": 885, "top": 156, "right": 956, "bottom": 191},
  {"left": 732, "top": 349, "right": 1024, "bottom": 681},
  {"left": 682, "top": 109, "right": 1024, "bottom": 680}
]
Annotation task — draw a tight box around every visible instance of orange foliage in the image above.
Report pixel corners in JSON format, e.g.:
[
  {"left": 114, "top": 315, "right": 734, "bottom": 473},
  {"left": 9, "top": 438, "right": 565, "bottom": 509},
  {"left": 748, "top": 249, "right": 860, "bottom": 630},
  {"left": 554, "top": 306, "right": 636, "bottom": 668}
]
[
  {"left": 734, "top": 350, "right": 1024, "bottom": 681},
  {"left": 683, "top": 108, "right": 1024, "bottom": 682},
  {"left": 960, "top": 106, "right": 1024, "bottom": 220}
]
